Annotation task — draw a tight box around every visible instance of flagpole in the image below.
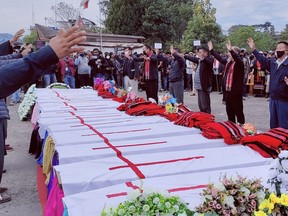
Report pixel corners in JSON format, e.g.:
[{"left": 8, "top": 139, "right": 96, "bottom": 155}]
[{"left": 99, "top": 0, "right": 103, "bottom": 51}]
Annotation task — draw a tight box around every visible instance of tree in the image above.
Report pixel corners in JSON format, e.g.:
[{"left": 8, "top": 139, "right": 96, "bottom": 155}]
[
  {"left": 182, "top": 0, "right": 224, "bottom": 52},
  {"left": 105, "top": 0, "right": 145, "bottom": 35},
  {"left": 23, "top": 31, "right": 38, "bottom": 45},
  {"left": 279, "top": 24, "right": 288, "bottom": 41},
  {"left": 50, "top": 2, "right": 82, "bottom": 28},
  {"left": 229, "top": 26, "right": 276, "bottom": 51},
  {"left": 165, "top": 1, "right": 195, "bottom": 44},
  {"left": 142, "top": 0, "right": 174, "bottom": 46}
]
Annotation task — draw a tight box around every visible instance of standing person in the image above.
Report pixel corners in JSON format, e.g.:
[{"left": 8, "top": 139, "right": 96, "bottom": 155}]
[
  {"left": 185, "top": 52, "right": 193, "bottom": 92},
  {"left": 113, "top": 53, "right": 123, "bottom": 87},
  {"left": 121, "top": 47, "right": 139, "bottom": 93},
  {"left": 169, "top": 45, "right": 185, "bottom": 104},
  {"left": 163, "top": 52, "right": 172, "bottom": 92},
  {"left": 75, "top": 51, "right": 90, "bottom": 87},
  {"left": 247, "top": 38, "right": 288, "bottom": 129},
  {"left": 0, "top": 25, "right": 86, "bottom": 204},
  {"left": 57, "top": 55, "right": 76, "bottom": 88},
  {"left": 185, "top": 45, "right": 213, "bottom": 113},
  {"left": 136, "top": 45, "right": 159, "bottom": 103},
  {"left": 43, "top": 64, "right": 57, "bottom": 87},
  {"left": 88, "top": 48, "right": 108, "bottom": 84},
  {"left": 208, "top": 40, "right": 245, "bottom": 124}
]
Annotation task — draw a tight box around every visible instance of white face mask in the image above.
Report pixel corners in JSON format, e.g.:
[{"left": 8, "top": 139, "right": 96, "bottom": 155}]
[
  {"left": 125, "top": 51, "right": 130, "bottom": 56},
  {"left": 106, "top": 56, "right": 110, "bottom": 59}
]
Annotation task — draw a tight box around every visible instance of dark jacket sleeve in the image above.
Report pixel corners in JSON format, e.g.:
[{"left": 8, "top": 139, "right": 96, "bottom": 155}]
[
  {"left": 0, "top": 53, "right": 22, "bottom": 60},
  {"left": 0, "top": 45, "right": 59, "bottom": 98},
  {"left": 252, "top": 49, "right": 271, "bottom": 71},
  {"left": 230, "top": 50, "right": 243, "bottom": 66},
  {"left": 0, "top": 41, "right": 13, "bottom": 56},
  {"left": 184, "top": 55, "right": 200, "bottom": 64},
  {"left": 173, "top": 53, "right": 185, "bottom": 69},
  {"left": 210, "top": 49, "right": 227, "bottom": 65}
]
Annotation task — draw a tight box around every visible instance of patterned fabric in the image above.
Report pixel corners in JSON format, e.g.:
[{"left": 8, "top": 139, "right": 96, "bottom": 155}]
[
  {"left": 202, "top": 121, "right": 248, "bottom": 145},
  {"left": 241, "top": 128, "right": 288, "bottom": 158},
  {"left": 174, "top": 111, "right": 215, "bottom": 129}
]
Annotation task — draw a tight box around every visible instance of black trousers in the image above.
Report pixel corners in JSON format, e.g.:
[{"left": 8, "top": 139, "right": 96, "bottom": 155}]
[
  {"left": 78, "top": 74, "right": 90, "bottom": 87},
  {"left": 0, "top": 119, "right": 5, "bottom": 183},
  {"left": 197, "top": 90, "right": 211, "bottom": 114},
  {"left": 225, "top": 92, "right": 245, "bottom": 124},
  {"left": 145, "top": 80, "right": 158, "bottom": 103}
]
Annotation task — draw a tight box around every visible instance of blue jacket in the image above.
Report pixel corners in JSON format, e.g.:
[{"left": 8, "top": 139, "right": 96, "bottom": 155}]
[
  {"left": 169, "top": 53, "right": 185, "bottom": 82},
  {"left": 253, "top": 50, "right": 288, "bottom": 101},
  {"left": 0, "top": 99, "right": 9, "bottom": 120},
  {"left": 0, "top": 45, "right": 58, "bottom": 99}
]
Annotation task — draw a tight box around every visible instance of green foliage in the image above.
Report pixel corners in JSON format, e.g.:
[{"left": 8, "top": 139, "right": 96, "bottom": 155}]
[
  {"left": 229, "top": 26, "right": 276, "bottom": 51},
  {"left": 23, "top": 31, "right": 38, "bottom": 45},
  {"left": 182, "top": 0, "right": 224, "bottom": 52},
  {"left": 142, "top": 0, "right": 174, "bottom": 45},
  {"left": 279, "top": 24, "right": 288, "bottom": 41},
  {"left": 105, "top": 0, "right": 145, "bottom": 35}
]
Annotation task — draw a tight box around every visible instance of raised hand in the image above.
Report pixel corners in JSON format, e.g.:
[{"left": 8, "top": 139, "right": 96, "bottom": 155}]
[
  {"left": 226, "top": 40, "right": 232, "bottom": 51},
  {"left": 21, "top": 44, "right": 33, "bottom": 56},
  {"left": 285, "top": 76, "right": 288, "bottom": 86},
  {"left": 247, "top": 37, "right": 256, "bottom": 50},
  {"left": 49, "top": 25, "right": 86, "bottom": 60},
  {"left": 170, "top": 45, "right": 175, "bottom": 54},
  {"left": 207, "top": 41, "right": 213, "bottom": 51},
  {"left": 10, "top": 29, "right": 25, "bottom": 45}
]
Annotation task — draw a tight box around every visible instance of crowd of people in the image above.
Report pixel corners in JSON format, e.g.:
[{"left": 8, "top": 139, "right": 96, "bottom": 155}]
[{"left": 1, "top": 24, "right": 288, "bottom": 204}]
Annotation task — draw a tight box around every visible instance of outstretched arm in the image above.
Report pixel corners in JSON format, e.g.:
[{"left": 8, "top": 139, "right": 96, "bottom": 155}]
[{"left": 208, "top": 41, "right": 227, "bottom": 65}]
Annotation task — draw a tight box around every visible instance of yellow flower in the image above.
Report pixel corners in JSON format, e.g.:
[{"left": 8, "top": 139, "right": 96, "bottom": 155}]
[
  {"left": 280, "top": 193, "right": 288, "bottom": 206},
  {"left": 259, "top": 199, "right": 274, "bottom": 213},
  {"left": 254, "top": 210, "right": 267, "bottom": 216},
  {"left": 269, "top": 193, "right": 280, "bottom": 204}
]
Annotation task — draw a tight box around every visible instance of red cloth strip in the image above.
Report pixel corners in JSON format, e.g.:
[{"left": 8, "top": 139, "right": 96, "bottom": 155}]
[
  {"left": 68, "top": 111, "right": 146, "bottom": 179},
  {"left": 109, "top": 156, "right": 204, "bottom": 170},
  {"left": 168, "top": 184, "right": 208, "bottom": 193},
  {"left": 63, "top": 102, "right": 77, "bottom": 111},
  {"left": 71, "top": 120, "right": 132, "bottom": 128},
  {"left": 53, "top": 91, "right": 70, "bottom": 101},
  {"left": 106, "top": 192, "right": 128, "bottom": 198},
  {"left": 102, "top": 128, "right": 151, "bottom": 135},
  {"left": 92, "top": 141, "right": 167, "bottom": 150}
]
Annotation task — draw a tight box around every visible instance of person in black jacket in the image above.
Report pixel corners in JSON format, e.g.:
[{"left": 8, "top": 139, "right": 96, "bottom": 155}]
[
  {"left": 119, "top": 47, "right": 139, "bottom": 92},
  {"left": 136, "top": 45, "right": 159, "bottom": 103},
  {"left": 185, "top": 45, "right": 213, "bottom": 113},
  {"left": 208, "top": 40, "right": 245, "bottom": 124},
  {"left": 169, "top": 45, "right": 185, "bottom": 104},
  {"left": 88, "top": 48, "right": 108, "bottom": 83}
]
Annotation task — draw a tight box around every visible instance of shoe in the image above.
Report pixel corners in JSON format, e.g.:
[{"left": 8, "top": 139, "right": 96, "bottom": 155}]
[
  {"left": 5, "top": 146, "right": 13, "bottom": 151},
  {"left": 0, "top": 187, "right": 7, "bottom": 193},
  {"left": 222, "top": 100, "right": 226, "bottom": 105},
  {"left": 242, "top": 97, "right": 246, "bottom": 101},
  {"left": 2, "top": 169, "right": 6, "bottom": 174},
  {"left": 190, "top": 93, "right": 196, "bottom": 96},
  {"left": 0, "top": 193, "right": 11, "bottom": 204},
  {"left": 219, "top": 92, "right": 223, "bottom": 94},
  {"left": 9, "top": 102, "right": 15, "bottom": 106}
]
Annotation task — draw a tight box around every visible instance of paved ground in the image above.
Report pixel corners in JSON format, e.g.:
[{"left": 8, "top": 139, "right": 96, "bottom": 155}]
[{"left": 0, "top": 91, "right": 270, "bottom": 216}]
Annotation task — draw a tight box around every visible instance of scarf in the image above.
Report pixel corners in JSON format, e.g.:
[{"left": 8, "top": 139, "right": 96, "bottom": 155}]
[
  {"left": 144, "top": 52, "right": 152, "bottom": 80},
  {"left": 223, "top": 61, "right": 235, "bottom": 91}
]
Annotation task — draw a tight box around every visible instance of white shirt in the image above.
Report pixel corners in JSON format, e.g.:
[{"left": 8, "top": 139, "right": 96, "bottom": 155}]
[{"left": 276, "top": 55, "right": 288, "bottom": 69}]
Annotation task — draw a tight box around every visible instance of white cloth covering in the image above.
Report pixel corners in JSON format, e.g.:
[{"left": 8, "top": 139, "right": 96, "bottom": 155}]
[
  {"left": 63, "top": 165, "right": 271, "bottom": 216},
  {"left": 54, "top": 145, "right": 272, "bottom": 196}
]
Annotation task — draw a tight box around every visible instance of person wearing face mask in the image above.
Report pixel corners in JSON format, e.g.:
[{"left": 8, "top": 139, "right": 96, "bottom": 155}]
[
  {"left": 208, "top": 40, "right": 245, "bottom": 125},
  {"left": 75, "top": 51, "right": 90, "bottom": 87},
  {"left": 88, "top": 48, "right": 108, "bottom": 83},
  {"left": 247, "top": 38, "right": 288, "bottom": 129},
  {"left": 185, "top": 45, "right": 213, "bottom": 113}
]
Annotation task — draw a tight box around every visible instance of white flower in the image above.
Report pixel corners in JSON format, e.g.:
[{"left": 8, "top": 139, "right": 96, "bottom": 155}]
[
  {"left": 279, "top": 151, "right": 288, "bottom": 159},
  {"left": 256, "top": 191, "right": 266, "bottom": 203},
  {"left": 129, "top": 205, "right": 136, "bottom": 212},
  {"left": 269, "top": 167, "right": 281, "bottom": 179},
  {"left": 142, "top": 204, "right": 150, "bottom": 212},
  {"left": 165, "top": 202, "right": 171, "bottom": 209},
  {"left": 127, "top": 189, "right": 141, "bottom": 200},
  {"left": 277, "top": 173, "right": 288, "bottom": 184},
  {"left": 153, "top": 197, "right": 160, "bottom": 204},
  {"left": 240, "top": 186, "right": 251, "bottom": 197},
  {"left": 117, "top": 208, "right": 125, "bottom": 215},
  {"left": 214, "top": 182, "right": 226, "bottom": 191},
  {"left": 281, "top": 160, "right": 288, "bottom": 172},
  {"left": 223, "top": 195, "right": 235, "bottom": 209},
  {"left": 173, "top": 205, "right": 179, "bottom": 212}
]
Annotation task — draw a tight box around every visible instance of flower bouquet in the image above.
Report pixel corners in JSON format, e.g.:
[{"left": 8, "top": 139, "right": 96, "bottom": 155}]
[
  {"left": 268, "top": 151, "right": 288, "bottom": 196},
  {"left": 242, "top": 123, "right": 257, "bottom": 135},
  {"left": 253, "top": 192, "right": 288, "bottom": 215},
  {"left": 195, "top": 175, "right": 266, "bottom": 216},
  {"left": 18, "top": 84, "right": 37, "bottom": 121},
  {"left": 158, "top": 94, "right": 178, "bottom": 114},
  {"left": 101, "top": 188, "right": 191, "bottom": 216},
  {"left": 46, "top": 82, "right": 70, "bottom": 89}
]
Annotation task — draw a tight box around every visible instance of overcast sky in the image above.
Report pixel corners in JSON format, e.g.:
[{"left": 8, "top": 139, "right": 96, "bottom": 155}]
[{"left": 0, "top": 0, "right": 288, "bottom": 35}]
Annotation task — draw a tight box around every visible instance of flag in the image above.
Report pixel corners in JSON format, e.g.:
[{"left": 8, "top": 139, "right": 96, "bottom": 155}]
[{"left": 80, "top": 0, "right": 89, "bottom": 9}]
